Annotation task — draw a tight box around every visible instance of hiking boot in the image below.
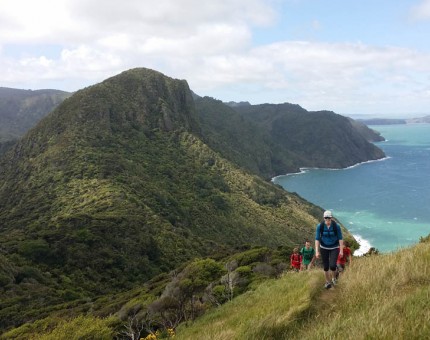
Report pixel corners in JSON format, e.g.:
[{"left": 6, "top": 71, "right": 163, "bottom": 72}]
[
  {"left": 332, "top": 278, "right": 337, "bottom": 285},
  {"left": 324, "top": 282, "right": 332, "bottom": 289}
]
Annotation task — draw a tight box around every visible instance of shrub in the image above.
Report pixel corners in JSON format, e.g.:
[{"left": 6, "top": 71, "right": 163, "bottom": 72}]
[
  {"left": 17, "top": 239, "right": 51, "bottom": 262},
  {"left": 252, "top": 263, "right": 276, "bottom": 277},
  {"left": 33, "top": 315, "right": 115, "bottom": 339},
  {"left": 419, "top": 233, "right": 430, "bottom": 243},
  {"left": 232, "top": 247, "right": 271, "bottom": 266}
]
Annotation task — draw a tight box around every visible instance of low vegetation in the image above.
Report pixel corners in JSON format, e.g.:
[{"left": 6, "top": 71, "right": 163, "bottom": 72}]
[
  {"left": 176, "top": 237, "right": 430, "bottom": 339},
  {"left": 4, "top": 237, "right": 429, "bottom": 339}
]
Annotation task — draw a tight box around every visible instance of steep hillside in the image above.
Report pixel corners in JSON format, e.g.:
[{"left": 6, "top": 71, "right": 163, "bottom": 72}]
[
  {"left": 195, "top": 96, "right": 274, "bottom": 177},
  {"left": 197, "top": 98, "right": 385, "bottom": 179},
  {"left": 0, "top": 87, "right": 70, "bottom": 144},
  {"left": 347, "top": 117, "right": 385, "bottom": 142},
  {"left": 0, "top": 88, "right": 385, "bottom": 179},
  {"left": 0, "top": 68, "right": 323, "bottom": 330},
  {"left": 233, "top": 103, "right": 385, "bottom": 174}
]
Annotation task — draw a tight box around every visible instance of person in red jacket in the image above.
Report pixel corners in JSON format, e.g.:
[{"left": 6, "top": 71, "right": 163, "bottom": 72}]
[
  {"left": 336, "top": 240, "right": 352, "bottom": 280},
  {"left": 290, "top": 247, "right": 302, "bottom": 272}
]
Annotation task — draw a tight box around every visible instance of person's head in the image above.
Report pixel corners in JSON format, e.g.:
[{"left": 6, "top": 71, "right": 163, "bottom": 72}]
[
  {"left": 305, "top": 240, "right": 311, "bottom": 248},
  {"left": 293, "top": 247, "right": 299, "bottom": 253},
  {"left": 323, "top": 210, "right": 332, "bottom": 225},
  {"left": 344, "top": 240, "right": 350, "bottom": 248}
]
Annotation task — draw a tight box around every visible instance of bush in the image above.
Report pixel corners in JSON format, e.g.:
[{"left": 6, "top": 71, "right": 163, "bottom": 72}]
[
  {"left": 252, "top": 263, "right": 276, "bottom": 277},
  {"left": 34, "top": 315, "right": 115, "bottom": 340},
  {"left": 419, "top": 234, "right": 430, "bottom": 243},
  {"left": 235, "top": 266, "right": 253, "bottom": 278},
  {"left": 17, "top": 239, "right": 51, "bottom": 262},
  {"left": 232, "top": 247, "right": 271, "bottom": 266},
  {"left": 0, "top": 272, "right": 14, "bottom": 286},
  {"left": 14, "top": 266, "right": 46, "bottom": 284},
  {"left": 211, "top": 284, "right": 229, "bottom": 304},
  {"left": 58, "top": 289, "right": 82, "bottom": 301}
]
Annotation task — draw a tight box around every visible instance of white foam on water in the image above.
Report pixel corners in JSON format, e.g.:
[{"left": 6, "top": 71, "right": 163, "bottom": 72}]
[{"left": 353, "top": 234, "right": 372, "bottom": 256}]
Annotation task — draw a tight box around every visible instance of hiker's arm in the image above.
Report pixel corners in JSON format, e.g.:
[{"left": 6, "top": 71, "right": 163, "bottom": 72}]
[
  {"left": 339, "top": 239, "right": 344, "bottom": 257},
  {"left": 315, "top": 224, "right": 321, "bottom": 259},
  {"left": 310, "top": 250, "right": 316, "bottom": 265},
  {"left": 308, "top": 257, "right": 315, "bottom": 268}
]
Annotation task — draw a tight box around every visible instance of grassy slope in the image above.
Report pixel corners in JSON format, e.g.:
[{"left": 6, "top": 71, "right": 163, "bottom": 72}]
[
  {"left": 5, "top": 240, "right": 429, "bottom": 339},
  {"left": 176, "top": 240, "right": 430, "bottom": 339}
]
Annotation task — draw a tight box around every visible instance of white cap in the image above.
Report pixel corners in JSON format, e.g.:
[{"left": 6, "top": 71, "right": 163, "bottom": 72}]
[{"left": 323, "top": 210, "right": 332, "bottom": 218}]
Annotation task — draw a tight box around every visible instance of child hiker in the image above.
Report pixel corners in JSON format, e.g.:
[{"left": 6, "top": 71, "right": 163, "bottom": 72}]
[
  {"left": 290, "top": 247, "right": 302, "bottom": 272},
  {"left": 300, "top": 240, "right": 316, "bottom": 270},
  {"left": 336, "top": 240, "right": 352, "bottom": 279}
]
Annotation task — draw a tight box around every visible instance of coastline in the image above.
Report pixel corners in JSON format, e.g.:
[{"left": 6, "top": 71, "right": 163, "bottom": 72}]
[
  {"left": 271, "top": 158, "right": 387, "bottom": 256},
  {"left": 271, "top": 156, "right": 391, "bottom": 181},
  {"left": 272, "top": 124, "right": 430, "bottom": 254}
]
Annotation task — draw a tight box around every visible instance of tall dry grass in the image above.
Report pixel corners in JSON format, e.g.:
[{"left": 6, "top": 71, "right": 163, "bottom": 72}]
[
  {"left": 292, "top": 241, "right": 430, "bottom": 339},
  {"left": 176, "top": 270, "right": 321, "bottom": 340},
  {"left": 176, "top": 241, "right": 430, "bottom": 339}
]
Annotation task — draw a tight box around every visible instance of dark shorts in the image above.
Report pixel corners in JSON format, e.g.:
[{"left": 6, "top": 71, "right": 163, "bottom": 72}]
[{"left": 320, "top": 247, "right": 339, "bottom": 272}]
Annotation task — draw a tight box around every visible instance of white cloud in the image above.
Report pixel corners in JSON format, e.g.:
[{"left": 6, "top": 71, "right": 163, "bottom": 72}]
[
  {"left": 0, "top": 1, "right": 73, "bottom": 43},
  {"left": 0, "top": 0, "right": 429, "bottom": 115},
  {"left": 409, "top": 0, "right": 430, "bottom": 21},
  {"left": 187, "top": 41, "right": 430, "bottom": 114},
  {"left": 0, "top": 0, "right": 275, "bottom": 43},
  {"left": 0, "top": 0, "right": 274, "bottom": 88}
]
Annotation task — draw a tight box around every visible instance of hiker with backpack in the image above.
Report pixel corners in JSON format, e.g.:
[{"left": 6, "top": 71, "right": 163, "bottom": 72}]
[
  {"left": 315, "top": 210, "right": 344, "bottom": 289},
  {"left": 290, "top": 247, "right": 302, "bottom": 272},
  {"left": 300, "top": 240, "right": 315, "bottom": 270}
]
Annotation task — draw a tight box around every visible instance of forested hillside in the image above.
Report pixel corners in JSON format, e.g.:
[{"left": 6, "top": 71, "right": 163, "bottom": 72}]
[
  {"left": 195, "top": 97, "right": 385, "bottom": 179},
  {"left": 0, "top": 87, "right": 70, "bottom": 153},
  {"left": 195, "top": 96, "right": 274, "bottom": 177},
  {"left": 0, "top": 86, "right": 386, "bottom": 179},
  {"left": 231, "top": 103, "right": 385, "bottom": 175}
]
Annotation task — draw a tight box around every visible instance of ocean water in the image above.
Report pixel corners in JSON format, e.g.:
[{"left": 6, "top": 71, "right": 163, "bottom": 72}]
[{"left": 273, "top": 124, "right": 430, "bottom": 255}]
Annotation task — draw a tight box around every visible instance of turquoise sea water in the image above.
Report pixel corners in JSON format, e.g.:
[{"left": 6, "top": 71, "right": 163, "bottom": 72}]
[{"left": 273, "top": 124, "right": 430, "bottom": 254}]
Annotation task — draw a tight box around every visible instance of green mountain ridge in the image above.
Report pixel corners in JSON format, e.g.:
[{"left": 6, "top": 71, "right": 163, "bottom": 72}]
[
  {"left": 0, "top": 87, "right": 70, "bottom": 145},
  {"left": 0, "top": 68, "right": 329, "bottom": 331},
  {"left": 231, "top": 103, "right": 385, "bottom": 175},
  {"left": 1, "top": 87, "right": 387, "bottom": 179}
]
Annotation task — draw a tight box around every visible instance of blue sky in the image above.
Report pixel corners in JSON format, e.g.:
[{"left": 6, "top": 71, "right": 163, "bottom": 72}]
[{"left": 1, "top": 0, "right": 430, "bottom": 117}]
